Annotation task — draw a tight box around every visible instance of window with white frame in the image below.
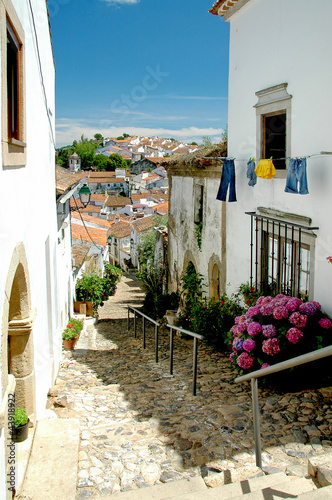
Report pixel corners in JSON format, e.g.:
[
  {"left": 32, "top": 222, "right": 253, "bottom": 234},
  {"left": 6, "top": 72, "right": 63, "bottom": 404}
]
[
  {"left": 254, "top": 83, "right": 292, "bottom": 174},
  {"left": 1, "top": 0, "right": 26, "bottom": 167},
  {"left": 246, "top": 209, "right": 318, "bottom": 300}
]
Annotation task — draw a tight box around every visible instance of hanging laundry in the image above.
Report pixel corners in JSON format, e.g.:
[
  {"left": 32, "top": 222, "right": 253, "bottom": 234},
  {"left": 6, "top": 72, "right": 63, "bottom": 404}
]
[
  {"left": 285, "top": 158, "right": 309, "bottom": 194},
  {"left": 216, "top": 159, "right": 237, "bottom": 202},
  {"left": 255, "top": 159, "right": 276, "bottom": 179},
  {"left": 247, "top": 158, "right": 257, "bottom": 187}
]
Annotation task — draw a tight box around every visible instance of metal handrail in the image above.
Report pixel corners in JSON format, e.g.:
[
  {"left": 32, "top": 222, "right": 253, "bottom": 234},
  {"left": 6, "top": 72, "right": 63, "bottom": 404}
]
[
  {"left": 235, "top": 345, "right": 332, "bottom": 468},
  {"left": 127, "top": 306, "right": 204, "bottom": 395},
  {"left": 166, "top": 324, "right": 204, "bottom": 396},
  {"left": 127, "top": 306, "right": 161, "bottom": 361}
]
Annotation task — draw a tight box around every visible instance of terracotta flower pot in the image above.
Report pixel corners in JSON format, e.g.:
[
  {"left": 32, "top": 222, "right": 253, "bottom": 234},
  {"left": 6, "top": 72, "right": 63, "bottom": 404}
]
[{"left": 63, "top": 339, "right": 76, "bottom": 350}]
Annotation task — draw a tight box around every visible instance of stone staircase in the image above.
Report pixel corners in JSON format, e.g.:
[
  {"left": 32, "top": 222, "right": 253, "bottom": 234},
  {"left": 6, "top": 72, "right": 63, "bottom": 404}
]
[{"left": 101, "top": 473, "right": 332, "bottom": 499}]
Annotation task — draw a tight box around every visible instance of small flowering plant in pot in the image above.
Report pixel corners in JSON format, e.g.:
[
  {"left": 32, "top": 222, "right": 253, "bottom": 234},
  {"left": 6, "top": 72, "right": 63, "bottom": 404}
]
[
  {"left": 62, "top": 320, "right": 82, "bottom": 349},
  {"left": 11, "top": 408, "right": 29, "bottom": 442},
  {"left": 227, "top": 294, "right": 332, "bottom": 382}
]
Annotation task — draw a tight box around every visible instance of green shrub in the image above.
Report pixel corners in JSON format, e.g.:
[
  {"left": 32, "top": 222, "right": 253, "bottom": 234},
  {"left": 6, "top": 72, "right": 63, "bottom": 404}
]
[
  {"left": 76, "top": 266, "right": 122, "bottom": 312},
  {"left": 13, "top": 408, "right": 28, "bottom": 428}
]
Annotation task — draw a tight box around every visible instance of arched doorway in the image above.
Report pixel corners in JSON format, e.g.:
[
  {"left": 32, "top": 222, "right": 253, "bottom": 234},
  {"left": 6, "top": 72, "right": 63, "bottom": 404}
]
[
  {"left": 210, "top": 264, "right": 220, "bottom": 300},
  {"left": 2, "top": 243, "right": 35, "bottom": 421}
]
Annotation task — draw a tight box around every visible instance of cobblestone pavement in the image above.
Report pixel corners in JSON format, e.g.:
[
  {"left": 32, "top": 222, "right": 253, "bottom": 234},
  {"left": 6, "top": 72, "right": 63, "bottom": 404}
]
[{"left": 49, "top": 273, "right": 332, "bottom": 499}]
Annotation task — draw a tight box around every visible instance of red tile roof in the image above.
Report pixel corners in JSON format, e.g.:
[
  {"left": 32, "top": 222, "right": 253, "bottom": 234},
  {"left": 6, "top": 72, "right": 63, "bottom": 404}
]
[
  {"left": 71, "top": 211, "right": 112, "bottom": 228},
  {"left": 108, "top": 221, "right": 131, "bottom": 239},
  {"left": 105, "top": 196, "right": 131, "bottom": 208},
  {"left": 72, "top": 244, "right": 90, "bottom": 268},
  {"left": 130, "top": 216, "right": 156, "bottom": 233},
  {"left": 209, "top": 0, "right": 239, "bottom": 16},
  {"left": 152, "top": 201, "right": 169, "bottom": 214},
  {"left": 71, "top": 222, "right": 108, "bottom": 246},
  {"left": 56, "top": 167, "right": 82, "bottom": 195}
]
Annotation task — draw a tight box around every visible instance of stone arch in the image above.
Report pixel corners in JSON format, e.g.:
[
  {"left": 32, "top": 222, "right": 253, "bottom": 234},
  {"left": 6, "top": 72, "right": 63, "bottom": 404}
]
[
  {"left": 208, "top": 254, "right": 223, "bottom": 300},
  {"left": 1, "top": 243, "right": 35, "bottom": 420},
  {"left": 182, "top": 249, "right": 198, "bottom": 278}
]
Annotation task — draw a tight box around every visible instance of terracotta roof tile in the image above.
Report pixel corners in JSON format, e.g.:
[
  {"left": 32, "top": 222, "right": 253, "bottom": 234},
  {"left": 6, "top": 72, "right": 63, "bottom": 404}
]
[
  {"left": 152, "top": 201, "right": 169, "bottom": 214},
  {"left": 71, "top": 222, "right": 108, "bottom": 246},
  {"left": 56, "top": 166, "right": 82, "bottom": 195},
  {"left": 130, "top": 216, "right": 156, "bottom": 232},
  {"left": 72, "top": 244, "right": 90, "bottom": 268},
  {"left": 108, "top": 221, "right": 131, "bottom": 239},
  {"left": 105, "top": 196, "right": 131, "bottom": 208},
  {"left": 71, "top": 211, "right": 112, "bottom": 228}
]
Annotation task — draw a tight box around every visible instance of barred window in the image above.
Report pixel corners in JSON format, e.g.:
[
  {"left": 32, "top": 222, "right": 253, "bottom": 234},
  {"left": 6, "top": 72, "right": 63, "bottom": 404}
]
[{"left": 246, "top": 211, "right": 318, "bottom": 299}]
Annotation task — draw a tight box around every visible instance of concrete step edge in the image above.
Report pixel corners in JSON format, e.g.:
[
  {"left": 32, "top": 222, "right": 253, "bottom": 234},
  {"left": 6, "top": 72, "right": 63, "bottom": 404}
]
[
  {"left": 298, "top": 484, "right": 332, "bottom": 498},
  {"left": 228, "top": 477, "right": 317, "bottom": 500},
  {"left": 101, "top": 476, "right": 207, "bottom": 500}
]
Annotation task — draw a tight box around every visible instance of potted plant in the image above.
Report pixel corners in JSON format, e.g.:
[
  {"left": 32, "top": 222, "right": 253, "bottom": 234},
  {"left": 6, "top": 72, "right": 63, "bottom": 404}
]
[
  {"left": 11, "top": 408, "right": 29, "bottom": 443},
  {"left": 62, "top": 326, "right": 78, "bottom": 350}
]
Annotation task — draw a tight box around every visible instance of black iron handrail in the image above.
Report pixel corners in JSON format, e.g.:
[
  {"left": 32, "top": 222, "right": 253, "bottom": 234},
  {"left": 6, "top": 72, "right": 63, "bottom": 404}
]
[
  {"left": 235, "top": 344, "right": 332, "bottom": 468},
  {"left": 127, "top": 306, "right": 204, "bottom": 395}
]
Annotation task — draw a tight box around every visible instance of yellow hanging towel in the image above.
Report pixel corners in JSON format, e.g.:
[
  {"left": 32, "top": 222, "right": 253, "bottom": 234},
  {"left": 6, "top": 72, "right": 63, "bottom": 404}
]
[{"left": 255, "top": 159, "right": 276, "bottom": 179}]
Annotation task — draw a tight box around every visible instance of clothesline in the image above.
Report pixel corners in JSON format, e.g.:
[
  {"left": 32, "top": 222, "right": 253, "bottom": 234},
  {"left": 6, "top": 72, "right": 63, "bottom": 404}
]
[{"left": 204, "top": 152, "right": 332, "bottom": 161}]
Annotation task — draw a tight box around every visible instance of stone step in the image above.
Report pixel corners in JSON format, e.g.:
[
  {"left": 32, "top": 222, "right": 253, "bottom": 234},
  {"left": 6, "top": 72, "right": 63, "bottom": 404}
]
[
  {"left": 298, "top": 484, "right": 332, "bottom": 498},
  {"left": 229, "top": 477, "right": 316, "bottom": 500},
  {"left": 102, "top": 476, "right": 207, "bottom": 500},
  {"left": 20, "top": 418, "right": 80, "bottom": 500},
  {"left": 170, "top": 472, "right": 292, "bottom": 499}
]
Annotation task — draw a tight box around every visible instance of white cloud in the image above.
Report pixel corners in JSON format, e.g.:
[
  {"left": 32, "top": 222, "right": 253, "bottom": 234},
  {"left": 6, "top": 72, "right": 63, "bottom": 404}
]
[{"left": 55, "top": 118, "right": 224, "bottom": 148}]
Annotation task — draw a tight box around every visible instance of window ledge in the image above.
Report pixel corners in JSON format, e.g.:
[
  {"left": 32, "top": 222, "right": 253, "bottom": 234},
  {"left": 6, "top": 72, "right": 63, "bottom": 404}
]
[{"left": 9, "top": 137, "right": 26, "bottom": 148}]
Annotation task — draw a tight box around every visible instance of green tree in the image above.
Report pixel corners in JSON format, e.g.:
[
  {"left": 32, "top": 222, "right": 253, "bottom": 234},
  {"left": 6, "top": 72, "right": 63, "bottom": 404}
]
[
  {"left": 202, "top": 136, "right": 213, "bottom": 147},
  {"left": 94, "top": 133, "right": 103, "bottom": 141},
  {"left": 94, "top": 154, "right": 110, "bottom": 171},
  {"left": 106, "top": 153, "right": 127, "bottom": 171},
  {"left": 74, "top": 141, "right": 96, "bottom": 170}
]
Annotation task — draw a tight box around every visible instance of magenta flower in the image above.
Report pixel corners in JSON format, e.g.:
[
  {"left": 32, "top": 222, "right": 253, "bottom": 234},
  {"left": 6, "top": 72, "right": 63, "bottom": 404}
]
[
  {"left": 261, "top": 363, "right": 270, "bottom": 369},
  {"left": 261, "top": 296, "right": 273, "bottom": 305},
  {"left": 308, "top": 300, "right": 321, "bottom": 311},
  {"left": 260, "top": 304, "right": 274, "bottom": 316},
  {"left": 286, "top": 298, "right": 303, "bottom": 312},
  {"left": 286, "top": 327, "right": 303, "bottom": 344},
  {"left": 243, "top": 339, "right": 256, "bottom": 352},
  {"left": 237, "top": 352, "right": 254, "bottom": 370},
  {"left": 229, "top": 353, "right": 235, "bottom": 362},
  {"left": 299, "top": 302, "right": 317, "bottom": 316},
  {"left": 319, "top": 318, "right": 332, "bottom": 329},
  {"left": 262, "top": 324, "right": 277, "bottom": 338},
  {"left": 235, "top": 315, "right": 246, "bottom": 324},
  {"left": 247, "top": 322, "right": 262, "bottom": 336},
  {"left": 256, "top": 296, "right": 265, "bottom": 307},
  {"left": 289, "top": 312, "right": 307, "bottom": 328},
  {"left": 262, "top": 338, "right": 280, "bottom": 356},
  {"left": 247, "top": 306, "right": 260, "bottom": 317},
  {"left": 273, "top": 306, "right": 289, "bottom": 320},
  {"left": 237, "top": 323, "right": 247, "bottom": 334}
]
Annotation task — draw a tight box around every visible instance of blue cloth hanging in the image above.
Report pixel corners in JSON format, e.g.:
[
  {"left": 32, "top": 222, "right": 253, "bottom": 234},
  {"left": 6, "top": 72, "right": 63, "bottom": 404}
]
[
  {"left": 216, "top": 159, "right": 237, "bottom": 202},
  {"left": 285, "top": 158, "right": 309, "bottom": 194}
]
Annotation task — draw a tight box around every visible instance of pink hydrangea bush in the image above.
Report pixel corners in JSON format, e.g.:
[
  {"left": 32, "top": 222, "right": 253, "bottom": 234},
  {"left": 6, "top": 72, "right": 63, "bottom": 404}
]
[{"left": 227, "top": 294, "right": 332, "bottom": 374}]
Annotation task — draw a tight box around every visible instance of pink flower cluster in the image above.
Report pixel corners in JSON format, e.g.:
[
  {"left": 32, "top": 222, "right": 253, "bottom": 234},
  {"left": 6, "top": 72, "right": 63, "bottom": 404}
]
[
  {"left": 237, "top": 352, "right": 254, "bottom": 370},
  {"left": 286, "top": 327, "right": 303, "bottom": 344},
  {"left": 262, "top": 338, "right": 281, "bottom": 355}
]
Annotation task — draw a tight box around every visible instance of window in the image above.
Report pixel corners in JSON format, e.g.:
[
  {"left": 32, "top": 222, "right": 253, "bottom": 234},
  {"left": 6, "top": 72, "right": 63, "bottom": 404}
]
[
  {"left": 254, "top": 83, "right": 292, "bottom": 174},
  {"left": 246, "top": 210, "right": 318, "bottom": 299},
  {"left": 1, "top": 1, "right": 26, "bottom": 166}
]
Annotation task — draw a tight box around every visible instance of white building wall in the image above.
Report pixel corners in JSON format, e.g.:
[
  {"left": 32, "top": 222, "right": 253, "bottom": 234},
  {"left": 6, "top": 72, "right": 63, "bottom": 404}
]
[
  {"left": 0, "top": 1, "right": 56, "bottom": 497},
  {"left": 225, "top": 0, "right": 332, "bottom": 313}
]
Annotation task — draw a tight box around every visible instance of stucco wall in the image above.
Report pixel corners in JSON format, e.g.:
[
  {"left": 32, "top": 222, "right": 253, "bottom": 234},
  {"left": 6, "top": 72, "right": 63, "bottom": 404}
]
[
  {"left": 0, "top": 1, "right": 56, "bottom": 496},
  {"left": 225, "top": 0, "right": 332, "bottom": 313}
]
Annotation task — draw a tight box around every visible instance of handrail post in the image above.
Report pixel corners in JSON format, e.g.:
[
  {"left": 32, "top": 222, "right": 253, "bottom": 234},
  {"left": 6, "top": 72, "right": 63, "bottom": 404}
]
[
  {"left": 155, "top": 325, "right": 159, "bottom": 363},
  {"left": 193, "top": 337, "right": 198, "bottom": 396},
  {"left": 143, "top": 316, "right": 146, "bottom": 349},
  {"left": 251, "top": 378, "right": 262, "bottom": 468},
  {"left": 170, "top": 327, "right": 174, "bottom": 375},
  {"left": 134, "top": 311, "right": 137, "bottom": 338},
  {"left": 127, "top": 307, "right": 130, "bottom": 331}
]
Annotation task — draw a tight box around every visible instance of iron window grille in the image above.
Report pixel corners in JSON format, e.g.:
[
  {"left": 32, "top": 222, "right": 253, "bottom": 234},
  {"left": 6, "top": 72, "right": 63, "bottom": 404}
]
[{"left": 246, "top": 212, "right": 319, "bottom": 299}]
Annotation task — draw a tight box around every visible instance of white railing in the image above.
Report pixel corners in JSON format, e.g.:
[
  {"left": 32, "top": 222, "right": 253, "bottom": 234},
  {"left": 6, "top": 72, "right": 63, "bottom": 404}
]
[{"left": 235, "top": 345, "right": 332, "bottom": 468}]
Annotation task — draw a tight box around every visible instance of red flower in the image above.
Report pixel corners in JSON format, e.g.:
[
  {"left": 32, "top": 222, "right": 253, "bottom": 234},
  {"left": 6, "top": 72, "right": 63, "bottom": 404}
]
[
  {"left": 246, "top": 300, "right": 251, "bottom": 305},
  {"left": 221, "top": 300, "right": 225, "bottom": 305}
]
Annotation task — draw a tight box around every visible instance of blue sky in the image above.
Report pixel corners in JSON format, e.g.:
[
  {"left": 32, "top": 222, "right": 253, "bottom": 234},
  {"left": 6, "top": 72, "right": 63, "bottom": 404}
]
[{"left": 49, "top": 0, "right": 230, "bottom": 147}]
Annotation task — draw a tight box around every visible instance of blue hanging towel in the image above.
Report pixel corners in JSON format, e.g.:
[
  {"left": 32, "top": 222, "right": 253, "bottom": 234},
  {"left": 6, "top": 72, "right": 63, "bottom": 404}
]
[
  {"left": 216, "top": 159, "right": 237, "bottom": 202},
  {"left": 285, "top": 158, "right": 309, "bottom": 194},
  {"left": 247, "top": 158, "right": 257, "bottom": 187}
]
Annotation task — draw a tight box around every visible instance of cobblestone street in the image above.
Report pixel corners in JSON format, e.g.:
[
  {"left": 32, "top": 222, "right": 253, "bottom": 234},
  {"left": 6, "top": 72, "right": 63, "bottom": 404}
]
[{"left": 48, "top": 273, "right": 332, "bottom": 499}]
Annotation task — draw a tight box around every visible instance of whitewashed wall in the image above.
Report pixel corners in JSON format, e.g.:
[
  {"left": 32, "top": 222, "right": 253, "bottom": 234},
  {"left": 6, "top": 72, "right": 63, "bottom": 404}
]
[
  {"left": 224, "top": 0, "right": 332, "bottom": 313},
  {"left": 0, "top": 1, "right": 56, "bottom": 497}
]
